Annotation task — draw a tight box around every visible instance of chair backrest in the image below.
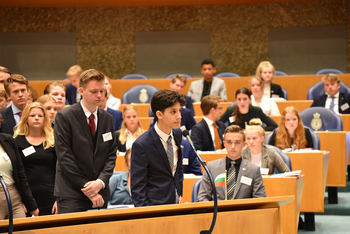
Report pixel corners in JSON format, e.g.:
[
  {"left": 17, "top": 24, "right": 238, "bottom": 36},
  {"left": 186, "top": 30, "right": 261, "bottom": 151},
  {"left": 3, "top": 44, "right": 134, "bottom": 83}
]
[
  {"left": 215, "top": 72, "right": 240, "bottom": 78},
  {"left": 314, "top": 68, "right": 344, "bottom": 75},
  {"left": 307, "top": 81, "right": 350, "bottom": 100},
  {"left": 120, "top": 73, "right": 148, "bottom": 80},
  {"left": 122, "top": 85, "right": 159, "bottom": 104},
  {"left": 271, "top": 146, "right": 292, "bottom": 173},
  {"left": 300, "top": 107, "right": 343, "bottom": 131},
  {"left": 229, "top": 100, "right": 237, "bottom": 107},
  {"left": 275, "top": 70, "right": 288, "bottom": 76},
  {"left": 281, "top": 87, "right": 288, "bottom": 100},
  {"left": 165, "top": 73, "right": 192, "bottom": 79},
  {"left": 191, "top": 178, "right": 202, "bottom": 202}
]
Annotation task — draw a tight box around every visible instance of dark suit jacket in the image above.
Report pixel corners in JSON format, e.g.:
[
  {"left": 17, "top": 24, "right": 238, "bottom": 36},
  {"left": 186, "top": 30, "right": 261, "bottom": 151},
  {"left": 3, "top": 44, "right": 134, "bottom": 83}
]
[
  {"left": 115, "top": 130, "right": 126, "bottom": 153},
  {"left": 0, "top": 106, "right": 16, "bottom": 136},
  {"left": 130, "top": 127, "right": 183, "bottom": 207},
  {"left": 149, "top": 108, "right": 197, "bottom": 131},
  {"left": 311, "top": 93, "right": 350, "bottom": 114},
  {"left": 270, "top": 83, "right": 284, "bottom": 98},
  {"left": 181, "top": 138, "right": 202, "bottom": 175},
  {"left": 184, "top": 95, "right": 195, "bottom": 116},
  {"left": 54, "top": 104, "right": 117, "bottom": 206},
  {"left": 191, "top": 118, "right": 225, "bottom": 151},
  {"left": 107, "top": 108, "right": 123, "bottom": 131},
  {"left": 65, "top": 83, "right": 77, "bottom": 105},
  {"left": 0, "top": 133, "right": 38, "bottom": 212}
]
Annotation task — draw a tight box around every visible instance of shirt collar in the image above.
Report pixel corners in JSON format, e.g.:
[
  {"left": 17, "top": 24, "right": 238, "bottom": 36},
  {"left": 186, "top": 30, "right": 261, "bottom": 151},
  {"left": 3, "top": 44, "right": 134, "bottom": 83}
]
[
  {"left": 80, "top": 101, "right": 98, "bottom": 118},
  {"left": 203, "top": 116, "right": 214, "bottom": 127},
  {"left": 154, "top": 122, "right": 173, "bottom": 142},
  {"left": 11, "top": 104, "right": 23, "bottom": 115},
  {"left": 226, "top": 156, "right": 242, "bottom": 169},
  {"left": 328, "top": 92, "right": 340, "bottom": 98}
]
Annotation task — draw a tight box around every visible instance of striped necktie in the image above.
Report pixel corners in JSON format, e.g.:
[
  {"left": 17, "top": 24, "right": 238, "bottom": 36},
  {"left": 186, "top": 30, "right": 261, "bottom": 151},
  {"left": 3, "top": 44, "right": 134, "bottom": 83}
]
[{"left": 227, "top": 161, "right": 237, "bottom": 199}]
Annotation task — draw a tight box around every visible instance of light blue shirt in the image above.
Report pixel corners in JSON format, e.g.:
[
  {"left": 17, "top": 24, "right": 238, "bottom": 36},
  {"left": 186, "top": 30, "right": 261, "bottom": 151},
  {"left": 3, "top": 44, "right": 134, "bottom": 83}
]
[{"left": 11, "top": 104, "right": 23, "bottom": 125}]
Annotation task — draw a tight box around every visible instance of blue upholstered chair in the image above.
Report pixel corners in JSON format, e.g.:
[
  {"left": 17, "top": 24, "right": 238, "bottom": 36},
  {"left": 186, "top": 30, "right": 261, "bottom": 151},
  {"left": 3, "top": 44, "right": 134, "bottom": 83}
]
[
  {"left": 191, "top": 178, "right": 202, "bottom": 202},
  {"left": 165, "top": 73, "right": 192, "bottom": 79},
  {"left": 306, "top": 81, "right": 350, "bottom": 100},
  {"left": 281, "top": 87, "right": 288, "bottom": 100},
  {"left": 271, "top": 146, "right": 292, "bottom": 173},
  {"left": 121, "top": 85, "right": 158, "bottom": 104},
  {"left": 275, "top": 70, "right": 289, "bottom": 76},
  {"left": 215, "top": 72, "right": 240, "bottom": 78},
  {"left": 314, "top": 68, "right": 344, "bottom": 75},
  {"left": 300, "top": 107, "right": 343, "bottom": 131},
  {"left": 120, "top": 73, "right": 148, "bottom": 80}
]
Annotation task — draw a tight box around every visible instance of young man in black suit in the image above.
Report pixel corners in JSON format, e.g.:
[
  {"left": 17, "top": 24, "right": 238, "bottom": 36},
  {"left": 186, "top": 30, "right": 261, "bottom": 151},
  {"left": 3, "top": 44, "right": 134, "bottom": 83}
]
[
  {"left": 131, "top": 89, "right": 185, "bottom": 207},
  {"left": 311, "top": 74, "right": 350, "bottom": 114},
  {"left": 54, "top": 69, "right": 117, "bottom": 213},
  {"left": 0, "top": 74, "right": 29, "bottom": 135},
  {"left": 169, "top": 74, "right": 194, "bottom": 116},
  {"left": 191, "top": 95, "right": 225, "bottom": 151}
]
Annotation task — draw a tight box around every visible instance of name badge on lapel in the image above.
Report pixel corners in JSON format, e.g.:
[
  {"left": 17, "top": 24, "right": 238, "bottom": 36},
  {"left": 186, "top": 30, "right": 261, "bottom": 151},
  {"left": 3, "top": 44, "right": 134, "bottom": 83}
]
[
  {"left": 341, "top": 103, "right": 349, "bottom": 111},
  {"left": 2, "top": 153, "right": 9, "bottom": 161},
  {"left": 229, "top": 116, "right": 236, "bottom": 123},
  {"left": 103, "top": 132, "right": 113, "bottom": 142},
  {"left": 183, "top": 158, "right": 189, "bottom": 165},
  {"left": 240, "top": 176, "right": 252, "bottom": 186},
  {"left": 22, "top": 146, "right": 36, "bottom": 157}
]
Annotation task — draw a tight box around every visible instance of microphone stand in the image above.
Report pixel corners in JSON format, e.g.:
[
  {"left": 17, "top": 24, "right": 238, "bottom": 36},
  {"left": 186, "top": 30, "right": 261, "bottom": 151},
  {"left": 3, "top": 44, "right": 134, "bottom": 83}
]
[
  {"left": 184, "top": 135, "right": 217, "bottom": 234},
  {"left": 0, "top": 174, "right": 13, "bottom": 234}
]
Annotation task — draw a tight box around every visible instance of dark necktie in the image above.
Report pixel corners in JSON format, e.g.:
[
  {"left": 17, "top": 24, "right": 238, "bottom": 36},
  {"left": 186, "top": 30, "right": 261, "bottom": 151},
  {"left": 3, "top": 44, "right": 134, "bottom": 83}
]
[
  {"left": 227, "top": 161, "right": 237, "bottom": 200},
  {"left": 330, "top": 96, "right": 335, "bottom": 112},
  {"left": 17, "top": 112, "right": 22, "bottom": 118},
  {"left": 166, "top": 136, "right": 174, "bottom": 173},
  {"left": 88, "top": 114, "right": 95, "bottom": 136}
]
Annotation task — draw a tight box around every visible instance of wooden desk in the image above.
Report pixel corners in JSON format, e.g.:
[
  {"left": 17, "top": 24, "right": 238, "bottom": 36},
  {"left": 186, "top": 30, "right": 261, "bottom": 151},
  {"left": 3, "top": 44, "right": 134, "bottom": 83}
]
[
  {"left": 286, "top": 151, "right": 329, "bottom": 212},
  {"left": 340, "top": 114, "right": 350, "bottom": 132},
  {"left": 0, "top": 196, "right": 293, "bottom": 234},
  {"left": 275, "top": 100, "right": 313, "bottom": 113},
  {"left": 139, "top": 117, "right": 153, "bottom": 130}
]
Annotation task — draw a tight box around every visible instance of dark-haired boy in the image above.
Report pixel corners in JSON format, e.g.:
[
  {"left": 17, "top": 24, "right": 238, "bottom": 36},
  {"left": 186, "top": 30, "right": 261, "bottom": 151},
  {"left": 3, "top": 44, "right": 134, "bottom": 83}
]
[{"left": 131, "top": 89, "right": 185, "bottom": 206}]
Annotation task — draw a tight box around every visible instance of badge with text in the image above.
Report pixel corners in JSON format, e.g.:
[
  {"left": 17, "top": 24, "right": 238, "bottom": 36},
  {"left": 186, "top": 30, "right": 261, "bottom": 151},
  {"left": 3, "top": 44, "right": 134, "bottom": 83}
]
[
  {"left": 229, "top": 116, "right": 236, "bottom": 123},
  {"left": 240, "top": 176, "right": 252, "bottom": 186},
  {"left": 102, "top": 132, "right": 113, "bottom": 142},
  {"left": 22, "top": 146, "right": 36, "bottom": 157},
  {"left": 260, "top": 168, "right": 269, "bottom": 175},
  {"left": 341, "top": 103, "right": 349, "bottom": 111},
  {"left": 2, "top": 153, "right": 9, "bottom": 161},
  {"left": 272, "top": 94, "right": 279, "bottom": 98},
  {"left": 182, "top": 158, "right": 189, "bottom": 165}
]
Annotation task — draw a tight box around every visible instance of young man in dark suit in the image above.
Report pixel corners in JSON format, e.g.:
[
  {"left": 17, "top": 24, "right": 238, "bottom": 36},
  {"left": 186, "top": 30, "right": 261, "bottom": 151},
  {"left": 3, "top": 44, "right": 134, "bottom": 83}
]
[
  {"left": 169, "top": 74, "right": 195, "bottom": 116},
  {"left": 191, "top": 95, "right": 225, "bottom": 151},
  {"left": 131, "top": 89, "right": 185, "bottom": 206},
  {"left": 311, "top": 74, "right": 350, "bottom": 114},
  {"left": 98, "top": 89, "right": 123, "bottom": 131},
  {"left": 65, "top": 65, "right": 83, "bottom": 105},
  {"left": 54, "top": 69, "right": 117, "bottom": 213},
  {"left": 0, "top": 74, "right": 29, "bottom": 135}
]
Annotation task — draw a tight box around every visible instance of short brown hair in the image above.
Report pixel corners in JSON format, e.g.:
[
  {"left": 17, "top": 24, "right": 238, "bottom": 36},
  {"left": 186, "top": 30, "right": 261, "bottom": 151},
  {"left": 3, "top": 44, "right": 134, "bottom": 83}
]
[
  {"left": 28, "top": 85, "right": 39, "bottom": 102},
  {"left": 66, "top": 65, "right": 83, "bottom": 77},
  {"left": 224, "top": 125, "right": 245, "bottom": 141},
  {"left": 171, "top": 75, "right": 187, "bottom": 85},
  {"left": 321, "top": 74, "right": 340, "bottom": 84},
  {"left": 4, "top": 74, "right": 28, "bottom": 94},
  {"left": 200, "top": 95, "right": 221, "bottom": 115},
  {"left": 0, "top": 66, "right": 11, "bottom": 75},
  {"left": 79, "top": 69, "right": 105, "bottom": 88},
  {"left": 44, "top": 82, "right": 66, "bottom": 95}
]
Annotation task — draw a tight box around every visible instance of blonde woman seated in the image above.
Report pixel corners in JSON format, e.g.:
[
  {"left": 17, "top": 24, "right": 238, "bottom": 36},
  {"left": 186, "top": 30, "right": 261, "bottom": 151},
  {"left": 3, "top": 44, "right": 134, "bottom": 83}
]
[
  {"left": 249, "top": 76, "right": 280, "bottom": 116},
  {"left": 116, "top": 105, "right": 146, "bottom": 153},
  {"left": 242, "top": 118, "right": 290, "bottom": 174}
]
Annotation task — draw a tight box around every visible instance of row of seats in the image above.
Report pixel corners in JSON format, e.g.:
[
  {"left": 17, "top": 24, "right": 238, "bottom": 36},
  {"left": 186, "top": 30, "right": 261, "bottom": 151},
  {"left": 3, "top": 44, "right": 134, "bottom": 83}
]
[{"left": 119, "top": 68, "right": 345, "bottom": 80}]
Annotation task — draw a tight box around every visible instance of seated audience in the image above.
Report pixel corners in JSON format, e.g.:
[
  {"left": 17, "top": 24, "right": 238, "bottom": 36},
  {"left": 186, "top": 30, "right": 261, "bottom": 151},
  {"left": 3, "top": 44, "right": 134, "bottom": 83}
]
[
  {"left": 109, "top": 148, "right": 133, "bottom": 206},
  {"left": 268, "top": 106, "right": 314, "bottom": 150},
  {"left": 0, "top": 87, "right": 8, "bottom": 111},
  {"left": 65, "top": 65, "right": 83, "bottom": 105},
  {"left": 0, "top": 66, "right": 11, "bottom": 87},
  {"left": 255, "top": 61, "right": 284, "bottom": 99},
  {"left": 116, "top": 105, "right": 146, "bottom": 153},
  {"left": 311, "top": 73, "right": 350, "bottom": 114},
  {"left": 36, "top": 95, "right": 58, "bottom": 123},
  {"left": 99, "top": 89, "right": 123, "bottom": 131},
  {"left": 249, "top": 76, "right": 280, "bottom": 115},
  {"left": 44, "top": 82, "right": 67, "bottom": 112},
  {"left": 242, "top": 118, "right": 290, "bottom": 174},
  {"left": 187, "top": 59, "right": 227, "bottom": 102},
  {"left": 181, "top": 138, "right": 202, "bottom": 175},
  {"left": 220, "top": 87, "right": 277, "bottom": 131},
  {"left": 191, "top": 95, "right": 225, "bottom": 151},
  {"left": 0, "top": 74, "right": 30, "bottom": 135},
  {"left": 14, "top": 102, "right": 57, "bottom": 216},
  {"left": 104, "top": 76, "right": 121, "bottom": 111},
  {"left": 197, "top": 125, "right": 266, "bottom": 201},
  {"left": 170, "top": 74, "right": 194, "bottom": 116},
  {"left": 0, "top": 114, "right": 39, "bottom": 220},
  {"left": 149, "top": 107, "right": 196, "bottom": 131},
  {"left": 27, "top": 85, "right": 38, "bottom": 104}
]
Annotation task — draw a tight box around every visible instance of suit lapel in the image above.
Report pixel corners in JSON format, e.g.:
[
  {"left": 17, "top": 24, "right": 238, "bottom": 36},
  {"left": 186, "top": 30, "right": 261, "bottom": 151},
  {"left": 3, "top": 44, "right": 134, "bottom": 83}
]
[
  {"left": 151, "top": 128, "right": 173, "bottom": 174},
  {"left": 74, "top": 105, "right": 94, "bottom": 149},
  {"left": 233, "top": 159, "right": 248, "bottom": 199}
]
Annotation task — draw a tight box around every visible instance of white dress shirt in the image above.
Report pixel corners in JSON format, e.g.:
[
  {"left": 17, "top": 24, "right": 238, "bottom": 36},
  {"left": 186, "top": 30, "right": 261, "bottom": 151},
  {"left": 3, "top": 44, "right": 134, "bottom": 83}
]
[
  {"left": 203, "top": 116, "right": 217, "bottom": 149},
  {"left": 325, "top": 92, "right": 340, "bottom": 115}
]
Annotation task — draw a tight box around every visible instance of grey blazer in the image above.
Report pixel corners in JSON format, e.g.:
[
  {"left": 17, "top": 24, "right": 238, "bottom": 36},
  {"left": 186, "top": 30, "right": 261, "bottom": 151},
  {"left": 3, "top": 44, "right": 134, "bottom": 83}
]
[
  {"left": 187, "top": 77, "right": 227, "bottom": 102},
  {"left": 197, "top": 157, "right": 266, "bottom": 202}
]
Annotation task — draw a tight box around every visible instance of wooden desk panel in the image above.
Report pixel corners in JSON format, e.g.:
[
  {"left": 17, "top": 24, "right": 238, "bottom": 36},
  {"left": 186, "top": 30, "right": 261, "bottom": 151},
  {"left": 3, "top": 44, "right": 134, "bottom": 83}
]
[
  {"left": 286, "top": 151, "right": 329, "bottom": 212},
  {"left": 340, "top": 114, "right": 350, "bottom": 132},
  {"left": 119, "top": 103, "right": 151, "bottom": 117},
  {"left": 139, "top": 117, "right": 153, "bottom": 130},
  {"left": 275, "top": 100, "right": 313, "bottom": 113}
]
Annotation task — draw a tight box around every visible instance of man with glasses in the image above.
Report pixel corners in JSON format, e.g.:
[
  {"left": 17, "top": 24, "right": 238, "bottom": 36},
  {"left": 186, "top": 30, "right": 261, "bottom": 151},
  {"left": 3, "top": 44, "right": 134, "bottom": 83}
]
[{"left": 197, "top": 125, "right": 266, "bottom": 201}]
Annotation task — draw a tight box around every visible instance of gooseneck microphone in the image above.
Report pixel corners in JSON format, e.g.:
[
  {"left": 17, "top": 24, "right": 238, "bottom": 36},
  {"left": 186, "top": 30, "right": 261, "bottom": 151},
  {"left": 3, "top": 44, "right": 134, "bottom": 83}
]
[
  {"left": 0, "top": 174, "right": 13, "bottom": 234},
  {"left": 182, "top": 130, "right": 217, "bottom": 234}
]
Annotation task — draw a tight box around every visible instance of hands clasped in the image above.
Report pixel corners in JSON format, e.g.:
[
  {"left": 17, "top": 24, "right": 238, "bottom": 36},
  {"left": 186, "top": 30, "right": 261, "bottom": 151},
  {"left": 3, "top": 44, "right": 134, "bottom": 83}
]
[{"left": 81, "top": 180, "right": 104, "bottom": 208}]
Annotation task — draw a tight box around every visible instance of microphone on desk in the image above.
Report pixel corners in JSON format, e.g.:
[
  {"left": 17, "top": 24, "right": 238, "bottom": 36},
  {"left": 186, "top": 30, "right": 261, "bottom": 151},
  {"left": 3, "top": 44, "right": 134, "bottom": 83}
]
[
  {"left": 0, "top": 174, "right": 13, "bottom": 234},
  {"left": 182, "top": 130, "right": 217, "bottom": 234}
]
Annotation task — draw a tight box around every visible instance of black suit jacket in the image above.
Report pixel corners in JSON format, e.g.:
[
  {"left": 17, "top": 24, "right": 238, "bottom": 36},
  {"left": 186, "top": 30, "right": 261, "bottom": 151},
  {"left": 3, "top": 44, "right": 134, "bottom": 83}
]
[
  {"left": 311, "top": 93, "right": 350, "bottom": 114},
  {"left": 54, "top": 104, "right": 117, "bottom": 206},
  {"left": 184, "top": 95, "right": 195, "bottom": 116},
  {"left": 0, "top": 133, "right": 38, "bottom": 212},
  {"left": 65, "top": 83, "right": 77, "bottom": 105},
  {"left": 191, "top": 119, "right": 225, "bottom": 151},
  {"left": 270, "top": 83, "right": 284, "bottom": 98},
  {"left": 130, "top": 127, "right": 183, "bottom": 207},
  {"left": 0, "top": 106, "right": 16, "bottom": 136},
  {"left": 115, "top": 130, "right": 126, "bottom": 153}
]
